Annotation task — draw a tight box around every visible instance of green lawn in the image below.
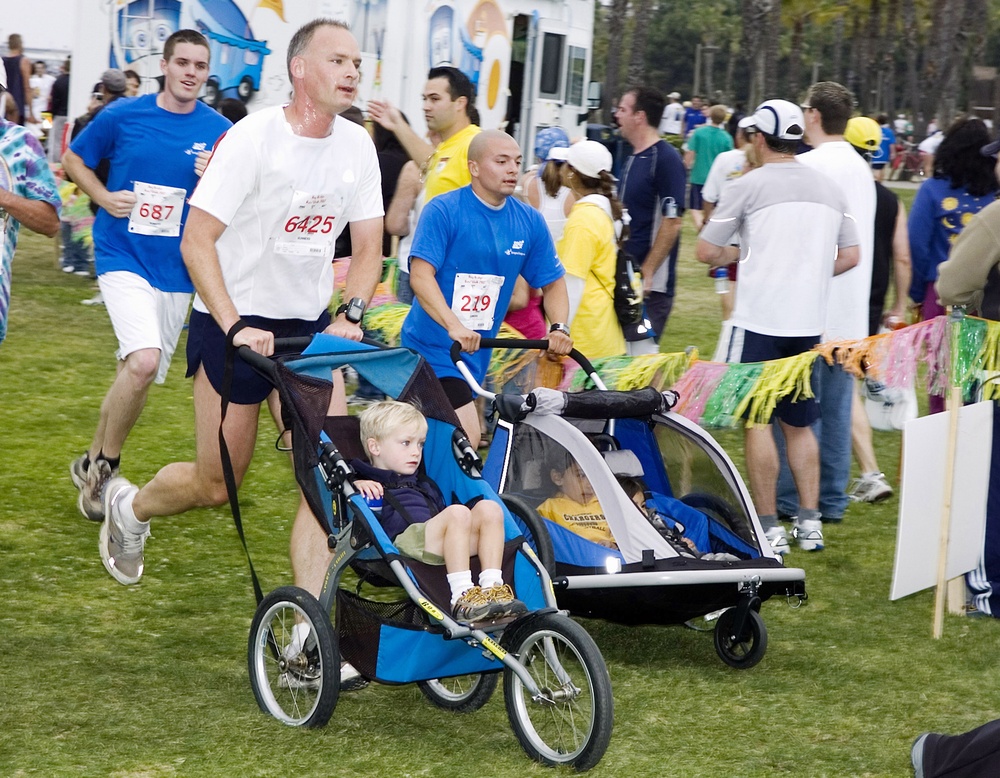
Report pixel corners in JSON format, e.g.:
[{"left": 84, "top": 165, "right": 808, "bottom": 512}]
[{"left": 2, "top": 188, "right": 998, "bottom": 777}]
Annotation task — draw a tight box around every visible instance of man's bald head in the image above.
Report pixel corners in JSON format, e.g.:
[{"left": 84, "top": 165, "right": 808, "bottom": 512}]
[
  {"left": 468, "top": 129, "right": 520, "bottom": 163},
  {"left": 468, "top": 130, "right": 523, "bottom": 206}
]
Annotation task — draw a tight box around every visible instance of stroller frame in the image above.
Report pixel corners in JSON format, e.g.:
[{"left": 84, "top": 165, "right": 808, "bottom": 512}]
[
  {"left": 453, "top": 338, "right": 808, "bottom": 669},
  {"left": 236, "top": 335, "right": 613, "bottom": 770}
]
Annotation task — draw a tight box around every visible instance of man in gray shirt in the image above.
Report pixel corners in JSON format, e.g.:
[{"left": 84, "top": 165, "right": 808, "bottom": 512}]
[{"left": 697, "top": 99, "right": 860, "bottom": 555}]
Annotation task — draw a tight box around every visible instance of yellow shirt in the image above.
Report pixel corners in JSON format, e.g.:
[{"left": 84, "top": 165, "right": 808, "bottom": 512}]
[
  {"left": 537, "top": 494, "right": 614, "bottom": 545},
  {"left": 424, "top": 124, "right": 481, "bottom": 202},
  {"left": 556, "top": 201, "right": 626, "bottom": 359}
]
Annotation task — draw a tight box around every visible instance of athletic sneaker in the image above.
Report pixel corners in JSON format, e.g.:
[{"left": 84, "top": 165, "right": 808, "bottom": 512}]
[
  {"left": 99, "top": 478, "right": 149, "bottom": 585},
  {"left": 452, "top": 586, "right": 499, "bottom": 623},
  {"left": 764, "top": 526, "right": 790, "bottom": 556},
  {"left": 847, "top": 472, "right": 894, "bottom": 503},
  {"left": 69, "top": 453, "right": 88, "bottom": 490},
  {"left": 792, "top": 518, "right": 824, "bottom": 552},
  {"left": 78, "top": 457, "right": 118, "bottom": 522},
  {"left": 482, "top": 584, "right": 528, "bottom": 618}
]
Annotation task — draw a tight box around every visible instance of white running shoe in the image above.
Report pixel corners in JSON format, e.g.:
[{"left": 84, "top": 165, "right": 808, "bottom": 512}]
[
  {"left": 99, "top": 478, "right": 149, "bottom": 584},
  {"left": 792, "top": 518, "right": 825, "bottom": 552},
  {"left": 848, "top": 472, "right": 893, "bottom": 503},
  {"left": 765, "top": 526, "right": 790, "bottom": 556}
]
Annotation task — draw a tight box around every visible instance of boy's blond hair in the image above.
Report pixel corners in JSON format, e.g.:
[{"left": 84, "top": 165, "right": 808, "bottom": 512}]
[{"left": 359, "top": 400, "right": 427, "bottom": 451}]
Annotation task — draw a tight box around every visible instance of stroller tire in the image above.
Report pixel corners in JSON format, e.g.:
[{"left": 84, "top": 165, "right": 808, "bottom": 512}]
[
  {"left": 501, "top": 495, "right": 555, "bottom": 576},
  {"left": 247, "top": 586, "right": 340, "bottom": 727},
  {"left": 417, "top": 672, "right": 500, "bottom": 712},
  {"left": 713, "top": 607, "right": 768, "bottom": 669},
  {"left": 502, "top": 613, "right": 613, "bottom": 771}
]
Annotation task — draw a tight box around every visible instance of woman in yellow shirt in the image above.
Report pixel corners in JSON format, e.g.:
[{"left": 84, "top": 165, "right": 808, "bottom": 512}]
[{"left": 553, "top": 140, "right": 627, "bottom": 359}]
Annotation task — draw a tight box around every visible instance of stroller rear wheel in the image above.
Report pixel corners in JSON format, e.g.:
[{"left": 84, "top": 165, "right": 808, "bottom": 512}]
[
  {"left": 247, "top": 586, "right": 340, "bottom": 727},
  {"left": 417, "top": 672, "right": 499, "bottom": 712},
  {"left": 501, "top": 613, "right": 613, "bottom": 770},
  {"left": 713, "top": 607, "right": 768, "bottom": 669}
]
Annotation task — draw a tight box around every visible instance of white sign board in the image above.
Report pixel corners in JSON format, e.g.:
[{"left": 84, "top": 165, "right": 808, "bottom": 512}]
[{"left": 890, "top": 401, "right": 993, "bottom": 601}]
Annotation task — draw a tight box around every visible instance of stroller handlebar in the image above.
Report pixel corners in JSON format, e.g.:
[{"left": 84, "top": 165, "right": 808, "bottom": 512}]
[{"left": 450, "top": 338, "right": 607, "bottom": 393}]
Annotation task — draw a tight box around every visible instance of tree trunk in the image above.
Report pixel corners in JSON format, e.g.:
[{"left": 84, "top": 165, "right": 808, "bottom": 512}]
[
  {"left": 831, "top": 14, "right": 845, "bottom": 85},
  {"left": 787, "top": 18, "right": 805, "bottom": 100},
  {"left": 602, "top": 0, "right": 629, "bottom": 123},
  {"left": 902, "top": 0, "right": 921, "bottom": 134},
  {"left": 627, "top": 0, "right": 654, "bottom": 86},
  {"left": 764, "top": 0, "right": 781, "bottom": 97}
]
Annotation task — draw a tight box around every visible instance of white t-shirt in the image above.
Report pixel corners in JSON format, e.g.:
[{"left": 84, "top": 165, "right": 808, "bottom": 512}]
[
  {"left": 659, "top": 102, "right": 684, "bottom": 135},
  {"left": 702, "top": 148, "right": 749, "bottom": 205},
  {"left": 190, "top": 106, "right": 383, "bottom": 320},
  {"left": 797, "top": 141, "right": 876, "bottom": 341},
  {"left": 919, "top": 132, "right": 943, "bottom": 155},
  {"left": 700, "top": 162, "right": 859, "bottom": 337},
  {"left": 30, "top": 73, "right": 55, "bottom": 118}
]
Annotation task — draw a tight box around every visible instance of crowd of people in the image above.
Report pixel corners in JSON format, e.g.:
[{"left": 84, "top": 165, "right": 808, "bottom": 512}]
[{"left": 5, "top": 20, "right": 1000, "bottom": 720}]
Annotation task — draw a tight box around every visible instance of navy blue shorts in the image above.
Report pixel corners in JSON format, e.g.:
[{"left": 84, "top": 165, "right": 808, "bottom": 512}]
[
  {"left": 727, "top": 328, "right": 820, "bottom": 427},
  {"left": 186, "top": 309, "right": 331, "bottom": 405},
  {"left": 688, "top": 183, "right": 704, "bottom": 211},
  {"left": 439, "top": 376, "right": 474, "bottom": 409}
]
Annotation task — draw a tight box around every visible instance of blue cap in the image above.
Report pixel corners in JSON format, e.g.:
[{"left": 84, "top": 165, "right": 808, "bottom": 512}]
[{"left": 534, "top": 127, "right": 570, "bottom": 163}]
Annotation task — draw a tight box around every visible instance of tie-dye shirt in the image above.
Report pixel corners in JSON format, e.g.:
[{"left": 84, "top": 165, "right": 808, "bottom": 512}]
[{"left": 0, "top": 119, "right": 60, "bottom": 345}]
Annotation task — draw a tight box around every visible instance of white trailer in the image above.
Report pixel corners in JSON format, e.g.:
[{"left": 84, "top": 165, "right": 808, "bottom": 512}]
[{"left": 29, "top": 0, "right": 595, "bottom": 165}]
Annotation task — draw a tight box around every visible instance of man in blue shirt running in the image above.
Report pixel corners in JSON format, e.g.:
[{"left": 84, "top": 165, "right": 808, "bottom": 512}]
[{"left": 63, "top": 29, "right": 231, "bottom": 522}]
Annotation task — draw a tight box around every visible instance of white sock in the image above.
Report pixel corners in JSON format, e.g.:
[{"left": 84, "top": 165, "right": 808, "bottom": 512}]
[
  {"left": 447, "top": 570, "right": 475, "bottom": 605},
  {"left": 116, "top": 489, "right": 149, "bottom": 535},
  {"left": 479, "top": 568, "right": 503, "bottom": 590}
]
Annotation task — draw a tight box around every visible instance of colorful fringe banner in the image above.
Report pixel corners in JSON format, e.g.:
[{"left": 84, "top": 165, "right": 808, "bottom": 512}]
[{"left": 360, "top": 304, "right": 1000, "bottom": 429}]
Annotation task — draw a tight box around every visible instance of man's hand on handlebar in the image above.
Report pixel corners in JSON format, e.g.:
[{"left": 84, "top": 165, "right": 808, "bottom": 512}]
[
  {"left": 546, "top": 330, "right": 573, "bottom": 358},
  {"left": 448, "top": 323, "right": 481, "bottom": 353},
  {"left": 233, "top": 326, "right": 275, "bottom": 356}
]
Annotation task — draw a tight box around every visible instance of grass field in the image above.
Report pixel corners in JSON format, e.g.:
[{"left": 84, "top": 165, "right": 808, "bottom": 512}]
[{"left": 2, "top": 189, "right": 999, "bottom": 777}]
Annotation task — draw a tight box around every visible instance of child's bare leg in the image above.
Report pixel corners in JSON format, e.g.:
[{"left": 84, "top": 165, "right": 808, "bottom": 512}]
[
  {"left": 422, "top": 505, "right": 473, "bottom": 573},
  {"left": 468, "top": 499, "right": 505, "bottom": 570}
]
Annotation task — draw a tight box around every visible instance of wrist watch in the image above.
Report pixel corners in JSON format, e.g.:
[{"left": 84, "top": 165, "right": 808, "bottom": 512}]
[
  {"left": 549, "top": 322, "right": 571, "bottom": 337},
  {"left": 336, "top": 297, "right": 366, "bottom": 324}
]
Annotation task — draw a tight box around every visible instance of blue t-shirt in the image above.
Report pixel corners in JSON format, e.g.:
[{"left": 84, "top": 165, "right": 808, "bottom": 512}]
[
  {"left": 908, "top": 176, "right": 997, "bottom": 302},
  {"left": 684, "top": 107, "right": 707, "bottom": 135},
  {"left": 618, "top": 140, "right": 687, "bottom": 296},
  {"left": 70, "top": 95, "right": 231, "bottom": 292},
  {"left": 401, "top": 186, "right": 564, "bottom": 382},
  {"left": 873, "top": 125, "right": 896, "bottom": 165}
]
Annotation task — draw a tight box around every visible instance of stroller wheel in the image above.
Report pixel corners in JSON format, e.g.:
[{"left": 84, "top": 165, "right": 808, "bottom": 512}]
[
  {"left": 713, "top": 607, "right": 768, "bottom": 669},
  {"left": 502, "top": 495, "right": 555, "bottom": 576},
  {"left": 417, "top": 672, "right": 500, "bottom": 712},
  {"left": 502, "top": 613, "right": 613, "bottom": 770},
  {"left": 247, "top": 586, "right": 340, "bottom": 727}
]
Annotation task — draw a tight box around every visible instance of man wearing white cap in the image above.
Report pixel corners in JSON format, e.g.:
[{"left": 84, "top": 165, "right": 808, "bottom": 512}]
[
  {"left": 659, "top": 91, "right": 684, "bottom": 138},
  {"left": 696, "top": 99, "right": 860, "bottom": 554},
  {"left": 0, "top": 64, "right": 61, "bottom": 346},
  {"left": 772, "top": 81, "right": 877, "bottom": 526}
]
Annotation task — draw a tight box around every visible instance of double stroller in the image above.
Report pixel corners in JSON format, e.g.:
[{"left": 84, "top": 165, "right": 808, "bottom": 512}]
[
  {"left": 455, "top": 339, "right": 808, "bottom": 669},
  {"left": 237, "top": 334, "right": 613, "bottom": 771}
]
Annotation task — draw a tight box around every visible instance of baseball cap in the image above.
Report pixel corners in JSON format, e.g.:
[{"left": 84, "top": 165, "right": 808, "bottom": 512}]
[
  {"left": 101, "top": 68, "right": 127, "bottom": 95},
  {"left": 844, "top": 116, "right": 882, "bottom": 152},
  {"left": 668, "top": 91, "right": 680, "bottom": 100},
  {"left": 534, "top": 126, "right": 570, "bottom": 162},
  {"left": 738, "top": 99, "right": 805, "bottom": 141},
  {"left": 562, "top": 140, "right": 613, "bottom": 179}
]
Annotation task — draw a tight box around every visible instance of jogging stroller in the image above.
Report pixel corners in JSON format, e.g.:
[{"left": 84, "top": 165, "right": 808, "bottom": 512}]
[
  {"left": 454, "top": 339, "right": 808, "bottom": 670},
  {"left": 236, "top": 334, "right": 613, "bottom": 771}
]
